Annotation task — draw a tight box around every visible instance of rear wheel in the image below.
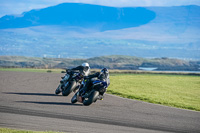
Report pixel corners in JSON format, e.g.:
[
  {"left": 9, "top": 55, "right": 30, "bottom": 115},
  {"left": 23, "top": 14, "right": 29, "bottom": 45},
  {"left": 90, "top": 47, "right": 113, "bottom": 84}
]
[
  {"left": 83, "top": 91, "right": 99, "bottom": 106},
  {"left": 62, "top": 81, "right": 76, "bottom": 96}
]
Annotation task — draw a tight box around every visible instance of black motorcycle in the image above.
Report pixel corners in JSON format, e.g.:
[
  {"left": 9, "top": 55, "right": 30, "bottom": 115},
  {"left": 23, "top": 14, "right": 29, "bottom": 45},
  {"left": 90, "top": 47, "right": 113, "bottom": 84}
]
[
  {"left": 71, "top": 79, "right": 107, "bottom": 106},
  {"left": 55, "top": 69, "right": 84, "bottom": 96}
]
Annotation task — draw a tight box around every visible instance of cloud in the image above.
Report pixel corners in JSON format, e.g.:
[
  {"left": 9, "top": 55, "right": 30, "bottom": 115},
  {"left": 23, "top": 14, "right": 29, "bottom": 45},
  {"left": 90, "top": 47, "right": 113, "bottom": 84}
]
[{"left": 0, "top": 0, "right": 200, "bottom": 17}]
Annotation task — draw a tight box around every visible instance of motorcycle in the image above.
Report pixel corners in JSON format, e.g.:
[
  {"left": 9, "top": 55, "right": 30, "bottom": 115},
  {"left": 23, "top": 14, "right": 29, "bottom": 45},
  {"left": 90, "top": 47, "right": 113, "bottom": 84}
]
[
  {"left": 71, "top": 79, "right": 107, "bottom": 106},
  {"left": 55, "top": 69, "right": 84, "bottom": 96}
]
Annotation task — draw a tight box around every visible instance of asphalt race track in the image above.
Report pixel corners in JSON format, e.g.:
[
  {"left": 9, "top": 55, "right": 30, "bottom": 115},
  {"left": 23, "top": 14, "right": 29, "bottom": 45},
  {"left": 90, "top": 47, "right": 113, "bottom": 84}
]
[{"left": 0, "top": 71, "right": 200, "bottom": 133}]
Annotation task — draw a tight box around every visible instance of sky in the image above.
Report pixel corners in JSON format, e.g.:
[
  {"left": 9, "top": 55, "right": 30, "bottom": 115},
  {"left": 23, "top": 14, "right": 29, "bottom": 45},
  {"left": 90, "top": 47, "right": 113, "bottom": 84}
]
[{"left": 0, "top": 0, "right": 200, "bottom": 17}]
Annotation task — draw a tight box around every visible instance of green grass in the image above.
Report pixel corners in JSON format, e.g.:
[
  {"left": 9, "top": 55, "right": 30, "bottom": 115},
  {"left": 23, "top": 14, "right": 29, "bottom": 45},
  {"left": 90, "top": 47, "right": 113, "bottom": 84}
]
[
  {"left": 0, "top": 128, "right": 63, "bottom": 133},
  {"left": 108, "top": 74, "right": 200, "bottom": 111}
]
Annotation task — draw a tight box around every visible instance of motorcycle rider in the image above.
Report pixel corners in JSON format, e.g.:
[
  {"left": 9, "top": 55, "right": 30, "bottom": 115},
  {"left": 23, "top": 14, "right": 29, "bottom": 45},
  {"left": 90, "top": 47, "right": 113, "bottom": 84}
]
[
  {"left": 82, "top": 68, "right": 110, "bottom": 100},
  {"left": 71, "top": 62, "right": 90, "bottom": 76},
  {"left": 55, "top": 63, "right": 90, "bottom": 94}
]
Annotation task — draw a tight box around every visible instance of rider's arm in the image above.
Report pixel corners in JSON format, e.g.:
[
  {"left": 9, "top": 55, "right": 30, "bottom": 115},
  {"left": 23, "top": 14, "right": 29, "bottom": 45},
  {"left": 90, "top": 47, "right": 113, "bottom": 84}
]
[
  {"left": 70, "top": 66, "right": 85, "bottom": 74},
  {"left": 71, "top": 66, "right": 83, "bottom": 71},
  {"left": 86, "top": 72, "right": 100, "bottom": 79},
  {"left": 65, "top": 66, "right": 80, "bottom": 74}
]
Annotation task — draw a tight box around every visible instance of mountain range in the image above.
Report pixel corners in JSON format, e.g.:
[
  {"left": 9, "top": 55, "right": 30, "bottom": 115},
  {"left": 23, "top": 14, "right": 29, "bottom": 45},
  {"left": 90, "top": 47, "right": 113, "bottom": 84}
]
[
  {"left": 0, "top": 3, "right": 156, "bottom": 31},
  {"left": 0, "top": 3, "right": 199, "bottom": 60}
]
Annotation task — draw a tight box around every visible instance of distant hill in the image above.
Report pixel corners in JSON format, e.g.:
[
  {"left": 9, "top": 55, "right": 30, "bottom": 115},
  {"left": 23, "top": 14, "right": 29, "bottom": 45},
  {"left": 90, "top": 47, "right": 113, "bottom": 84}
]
[
  {"left": 0, "top": 55, "right": 199, "bottom": 71},
  {"left": 0, "top": 3, "right": 199, "bottom": 59}
]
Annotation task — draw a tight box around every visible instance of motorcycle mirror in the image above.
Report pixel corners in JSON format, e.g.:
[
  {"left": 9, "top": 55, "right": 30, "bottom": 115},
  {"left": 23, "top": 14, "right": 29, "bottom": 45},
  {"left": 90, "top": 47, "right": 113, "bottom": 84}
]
[{"left": 61, "top": 71, "right": 66, "bottom": 73}]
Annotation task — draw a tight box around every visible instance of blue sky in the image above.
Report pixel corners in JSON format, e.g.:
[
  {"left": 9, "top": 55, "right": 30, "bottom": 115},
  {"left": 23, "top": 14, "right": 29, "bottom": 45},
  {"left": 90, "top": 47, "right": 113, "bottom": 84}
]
[{"left": 0, "top": 0, "right": 200, "bottom": 17}]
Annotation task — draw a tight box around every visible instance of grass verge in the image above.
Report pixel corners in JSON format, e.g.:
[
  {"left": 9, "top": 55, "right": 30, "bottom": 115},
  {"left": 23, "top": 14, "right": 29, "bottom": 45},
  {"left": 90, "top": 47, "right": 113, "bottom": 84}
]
[
  {"left": 0, "top": 128, "right": 63, "bottom": 133},
  {"left": 108, "top": 74, "right": 200, "bottom": 111}
]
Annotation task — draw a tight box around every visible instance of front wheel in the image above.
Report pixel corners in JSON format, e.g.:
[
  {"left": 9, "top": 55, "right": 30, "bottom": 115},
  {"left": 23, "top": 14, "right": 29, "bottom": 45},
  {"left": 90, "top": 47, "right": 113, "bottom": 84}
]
[
  {"left": 83, "top": 91, "right": 99, "bottom": 106},
  {"left": 71, "top": 93, "right": 78, "bottom": 104},
  {"left": 55, "top": 84, "right": 61, "bottom": 95},
  {"left": 62, "top": 81, "right": 76, "bottom": 96}
]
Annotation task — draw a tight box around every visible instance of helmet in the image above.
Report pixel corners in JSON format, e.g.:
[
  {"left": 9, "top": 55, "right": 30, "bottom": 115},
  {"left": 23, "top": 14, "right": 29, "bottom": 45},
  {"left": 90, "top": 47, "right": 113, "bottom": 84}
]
[
  {"left": 82, "top": 63, "right": 90, "bottom": 76},
  {"left": 101, "top": 68, "right": 109, "bottom": 74},
  {"left": 82, "top": 63, "right": 89, "bottom": 67},
  {"left": 98, "top": 68, "right": 109, "bottom": 80}
]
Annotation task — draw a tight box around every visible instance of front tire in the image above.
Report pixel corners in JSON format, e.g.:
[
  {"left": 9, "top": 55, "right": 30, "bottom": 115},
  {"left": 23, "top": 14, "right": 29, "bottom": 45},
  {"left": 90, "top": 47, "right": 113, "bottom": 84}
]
[
  {"left": 62, "top": 81, "right": 76, "bottom": 96},
  {"left": 55, "top": 84, "right": 61, "bottom": 95},
  {"left": 83, "top": 91, "right": 99, "bottom": 106},
  {"left": 71, "top": 93, "right": 78, "bottom": 104}
]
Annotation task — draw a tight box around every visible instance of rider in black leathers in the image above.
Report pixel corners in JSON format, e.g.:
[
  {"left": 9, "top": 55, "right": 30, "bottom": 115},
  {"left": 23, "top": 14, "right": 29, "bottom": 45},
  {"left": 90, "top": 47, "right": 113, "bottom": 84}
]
[
  {"left": 56, "top": 63, "right": 90, "bottom": 94},
  {"left": 70, "top": 63, "right": 90, "bottom": 76},
  {"left": 82, "top": 68, "right": 110, "bottom": 99}
]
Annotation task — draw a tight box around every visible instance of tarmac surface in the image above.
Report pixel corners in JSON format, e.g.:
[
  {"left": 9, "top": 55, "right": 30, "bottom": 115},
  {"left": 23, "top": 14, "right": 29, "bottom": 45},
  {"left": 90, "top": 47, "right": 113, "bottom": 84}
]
[{"left": 0, "top": 71, "right": 200, "bottom": 133}]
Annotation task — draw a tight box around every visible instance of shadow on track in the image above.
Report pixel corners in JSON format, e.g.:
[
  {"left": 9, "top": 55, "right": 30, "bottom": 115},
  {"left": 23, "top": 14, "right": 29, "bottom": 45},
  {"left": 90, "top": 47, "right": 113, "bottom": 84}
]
[
  {"left": 17, "top": 101, "right": 82, "bottom": 106},
  {"left": 3, "top": 92, "right": 60, "bottom": 96}
]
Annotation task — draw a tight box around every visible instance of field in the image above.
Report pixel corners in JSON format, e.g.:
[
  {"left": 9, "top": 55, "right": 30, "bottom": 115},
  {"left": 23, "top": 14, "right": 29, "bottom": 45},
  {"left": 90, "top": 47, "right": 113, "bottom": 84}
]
[
  {"left": 108, "top": 74, "right": 200, "bottom": 111},
  {"left": 0, "top": 68, "right": 199, "bottom": 111}
]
